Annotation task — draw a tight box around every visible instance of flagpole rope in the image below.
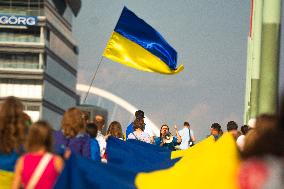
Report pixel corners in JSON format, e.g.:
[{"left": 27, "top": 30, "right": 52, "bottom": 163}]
[{"left": 82, "top": 56, "right": 104, "bottom": 103}]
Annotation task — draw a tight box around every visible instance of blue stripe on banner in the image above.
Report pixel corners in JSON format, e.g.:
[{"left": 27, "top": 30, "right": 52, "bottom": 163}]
[{"left": 114, "top": 7, "right": 177, "bottom": 70}]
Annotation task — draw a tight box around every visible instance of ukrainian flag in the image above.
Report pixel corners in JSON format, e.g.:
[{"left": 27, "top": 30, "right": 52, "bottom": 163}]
[
  {"left": 54, "top": 134, "right": 240, "bottom": 189},
  {"left": 103, "top": 7, "right": 184, "bottom": 75}
]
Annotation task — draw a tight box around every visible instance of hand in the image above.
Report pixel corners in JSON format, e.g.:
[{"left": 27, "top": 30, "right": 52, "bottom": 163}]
[{"left": 174, "top": 125, "right": 178, "bottom": 131}]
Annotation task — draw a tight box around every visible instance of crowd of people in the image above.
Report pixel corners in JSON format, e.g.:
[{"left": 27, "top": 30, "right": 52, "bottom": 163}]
[{"left": 0, "top": 95, "right": 284, "bottom": 188}]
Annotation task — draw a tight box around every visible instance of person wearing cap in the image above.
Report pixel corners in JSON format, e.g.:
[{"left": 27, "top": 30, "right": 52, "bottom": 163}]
[{"left": 126, "top": 110, "right": 154, "bottom": 143}]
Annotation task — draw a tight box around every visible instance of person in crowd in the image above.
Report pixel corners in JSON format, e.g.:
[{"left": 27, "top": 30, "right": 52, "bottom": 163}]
[
  {"left": 178, "top": 121, "right": 196, "bottom": 150},
  {"left": 238, "top": 113, "right": 284, "bottom": 189},
  {"left": 126, "top": 110, "right": 154, "bottom": 143},
  {"left": 236, "top": 125, "right": 250, "bottom": 151},
  {"left": 208, "top": 123, "right": 222, "bottom": 140},
  {"left": 106, "top": 121, "right": 124, "bottom": 140},
  {"left": 12, "top": 121, "right": 64, "bottom": 189},
  {"left": 94, "top": 115, "right": 107, "bottom": 158},
  {"left": 86, "top": 123, "right": 101, "bottom": 162},
  {"left": 154, "top": 124, "right": 182, "bottom": 151},
  {"left": 226, "top": 121, "right": 239, "bottom": 140},
  {"left": 127, "top": 118, "right": 151, "bottom": 143},
  {"left": 53, "top": 107, "right": 91, "bottom": 158},
  {"left": 0, "top": 96, "right": 28, "bottom": 188}
]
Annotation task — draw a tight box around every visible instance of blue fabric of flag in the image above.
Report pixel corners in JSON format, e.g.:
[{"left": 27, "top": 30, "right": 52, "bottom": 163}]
[
  {"left": 53, "top": 153, "right": 137, "bottom": 189},
  {"left": 114, "top": 7, "right": 177, "bottom": 70},
  {"left": 106, "top": 137, "right": 179, "bottom": 172}
]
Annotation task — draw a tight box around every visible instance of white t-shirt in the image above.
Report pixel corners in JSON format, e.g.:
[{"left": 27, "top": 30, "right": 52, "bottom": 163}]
[
  {"left": 178, "top": 127, "right": 194, "bottom": 150},
  {"left": 96, "top": 131, "right": 106, "bottom": 157},
  {"left": 236, "top": 135, "right": 245, "bottom": 151},
  {"left": 127, "top": 131, "right": 151, "bottom": 143}
]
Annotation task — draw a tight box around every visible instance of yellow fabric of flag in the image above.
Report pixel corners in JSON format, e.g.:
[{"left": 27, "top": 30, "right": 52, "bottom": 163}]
[
  {"left": 103, "top": 32, "right": 184, "bottom": 75},
  {"left": 171, "top": 136, "right": 215, "bottom": 159},
  {"left": 135, "top": 133, "right": 240, "bottom": 189},
  {"left": 0, "top": 170, "right": 14, "bottom": 189}
]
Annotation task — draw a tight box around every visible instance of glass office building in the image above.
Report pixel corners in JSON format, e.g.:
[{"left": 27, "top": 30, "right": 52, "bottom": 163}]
[{"left": 0, "top": 0, "right": 81, "bottom": 128}]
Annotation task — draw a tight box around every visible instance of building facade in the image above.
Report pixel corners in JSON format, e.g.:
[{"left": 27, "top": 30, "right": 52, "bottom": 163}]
[{"left": 0, "top": 0, "right": 81, "bottom": 129}]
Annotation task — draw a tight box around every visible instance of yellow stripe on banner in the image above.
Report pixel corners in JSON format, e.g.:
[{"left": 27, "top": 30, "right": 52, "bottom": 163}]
[
  {"left": 0, "top": 170, "right": 14, "bottom": 189},
  {"left": 135, "top": 133, "right": 240, "bottom": 189},
  {"left": 170, "top": 136, "right": 215, "bottom": 159},
  {"left": 103, "top": 32, "right": 184, "bottom": 75}
]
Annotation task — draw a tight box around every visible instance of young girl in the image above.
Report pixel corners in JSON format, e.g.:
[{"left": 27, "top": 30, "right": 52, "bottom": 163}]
[
  {"left": 0, "top": 96, "right": 28, "bottom": 189},
  {"left": 53, "top": 107, "right": 91, "bottom": 158},
  {"left": 12, "top": 121, "right": 64, "bottom": 189}
]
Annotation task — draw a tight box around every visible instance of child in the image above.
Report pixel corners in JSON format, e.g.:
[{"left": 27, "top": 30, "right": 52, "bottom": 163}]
[
  {"left": 12, "top": 121, "right": 64, "bottom": 189},
  {"left": 86, "top": 123, "right": 101, "bottom": 161},
  {"left": 53, "top": 107, "right": 91, "bottom": 158}
]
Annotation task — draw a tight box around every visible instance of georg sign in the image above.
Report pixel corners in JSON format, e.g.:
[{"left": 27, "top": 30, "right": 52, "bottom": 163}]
[{"left": 0, "top": 15, "right": 37, "bottom": 26}]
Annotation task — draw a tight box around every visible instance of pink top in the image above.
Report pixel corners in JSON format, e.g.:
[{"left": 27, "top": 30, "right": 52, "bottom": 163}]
[{"left": 21, "top": 153, "right": 59, "bottom": 189}]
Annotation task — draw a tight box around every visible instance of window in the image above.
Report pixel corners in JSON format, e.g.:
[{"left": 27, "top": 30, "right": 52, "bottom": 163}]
[
  {"left": 0, "top": 27, "right": 40, "bottom": 43},
  {"left": 0, "top": 0, "right": 44, "bottom": 16},
  {"left": 0, "top": 52, "right": 41, "bottom": 69}
]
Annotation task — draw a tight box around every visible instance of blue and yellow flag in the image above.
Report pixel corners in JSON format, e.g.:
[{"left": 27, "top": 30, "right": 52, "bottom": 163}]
[{"left": 103, "top": 7, "right": 184, "bottom": 74}]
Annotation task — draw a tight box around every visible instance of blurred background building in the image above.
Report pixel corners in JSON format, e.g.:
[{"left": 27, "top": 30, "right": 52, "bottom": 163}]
[{"left": 0, "top": 0, "right": 81, "bottom": 128}]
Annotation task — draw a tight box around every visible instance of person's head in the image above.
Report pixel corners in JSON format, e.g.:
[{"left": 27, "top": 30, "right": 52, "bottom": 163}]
[
  {"left": 94, "top": 115, "right": 105, "bottom": 132},
  {"left": 227, "top": 121, "right": 238, "bottom": 131},
  {"left": 160, "top": 124, "right": 170, "bottom": 137},
  {"left": 86, "top": 123, "right": 98, "bottom": 138},
  {"left": 242, "top": 114, "right": 284, "bottom": 159},
  {"left": 240, "top": 125, "right": 250, "bottom": 135},
  {"left": 61, "top": 107, "right": 85, "bottom": 138},
  {"left": 135, "top": 110, "right": 145, "bottom": 120},
  {"left": 107, "top": 121, "right": 123, "bottom": 139},
  {"left": 25, "top": 121, "right": 53, "bottom": 152},
  {"left": 0, "top": 96, "right": 27, "bottom": 153},
  {"left": 133, "top": 118, "right": 145, "bottom": 131},
  {"left": 82, "top": 111, "right": 90, "bottom": 124},
  {"left": 184, "top": 121, "right": 190, "bottom": 127},
  {"left": 211, "top": 123, "right": 221, "bottom": 135},
  {"left": 227, "top": 121, "right": 239, "bottom": 139}
]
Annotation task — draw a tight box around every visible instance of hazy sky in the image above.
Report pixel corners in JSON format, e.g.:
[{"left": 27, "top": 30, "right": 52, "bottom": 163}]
[{"left": 73, "top": 0, "right": 284, "bottom": 139}]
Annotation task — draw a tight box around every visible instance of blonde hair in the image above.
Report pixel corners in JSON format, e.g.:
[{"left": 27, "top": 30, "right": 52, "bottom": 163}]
[
  {"left": 107, "top": 121, "right": 123, "bottom": 139},
  {"left": 61, "top": 107, "right": 85, "bottom": 137},
  {"left": 26, "top": 121, "right": 53, "bottom": 152}
]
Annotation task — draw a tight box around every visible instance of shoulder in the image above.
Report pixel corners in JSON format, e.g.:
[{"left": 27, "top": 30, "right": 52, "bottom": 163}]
[
  {"left": 53, "top": 155, "right": 64, "bottom": 173},
  {"left": 14, "top": 156, "right": 24, "bottom": 171},
  {"left": 127, "top": 133, "right": 134, "bottom": 138}
]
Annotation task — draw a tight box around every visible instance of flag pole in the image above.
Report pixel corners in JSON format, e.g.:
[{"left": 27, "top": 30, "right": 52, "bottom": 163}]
[{"left": 82, "top": 56, "right": 104, "bottom": 103}]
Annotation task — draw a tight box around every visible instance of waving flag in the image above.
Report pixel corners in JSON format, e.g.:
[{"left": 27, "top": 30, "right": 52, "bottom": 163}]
[{"left": 103, "top": 7, "right": 184, "bottom": 75}]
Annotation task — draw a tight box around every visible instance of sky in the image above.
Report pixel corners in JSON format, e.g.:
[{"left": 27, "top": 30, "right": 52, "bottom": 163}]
[{"left": 73, "top": 0, "right": 284, "bottom": 140}]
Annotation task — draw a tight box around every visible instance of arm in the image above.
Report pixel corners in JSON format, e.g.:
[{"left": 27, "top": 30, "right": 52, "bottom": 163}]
[
  {"left": 12, "top": 157, "right": 23, "bottom": 189},
  {"left": 54, "top": 155, "right": 64, "bottom": 173},
  {"left": 174, "top": 125, "right": 182, "bottom": 144},
  {"left": 190, "top": 130, "right": 196, "bottom": 142}
]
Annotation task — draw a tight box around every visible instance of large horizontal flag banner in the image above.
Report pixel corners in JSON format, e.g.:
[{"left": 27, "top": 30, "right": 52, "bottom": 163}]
[
  {"left": 103, "top": 7, "right": 184, "bottom": 75},
  {"left": 54, "top": 134, "right": 240, "bottom": 189}
]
